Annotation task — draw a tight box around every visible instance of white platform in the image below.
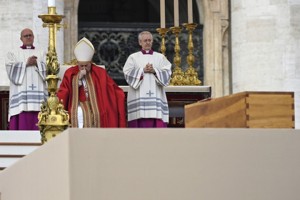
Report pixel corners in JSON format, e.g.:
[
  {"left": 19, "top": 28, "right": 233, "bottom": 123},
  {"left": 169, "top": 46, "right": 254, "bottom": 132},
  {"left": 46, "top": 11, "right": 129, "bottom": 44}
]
[{"left": 1, "top": 128, "right": 300, "bottom": 200}]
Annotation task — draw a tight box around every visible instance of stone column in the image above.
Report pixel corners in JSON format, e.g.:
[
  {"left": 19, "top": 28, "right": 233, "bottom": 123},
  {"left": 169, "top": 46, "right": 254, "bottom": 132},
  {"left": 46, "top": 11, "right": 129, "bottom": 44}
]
[
  {"left": 63, "top": 0, "right": 79, "bottom": 63},
  {"left": 202, "top": 0, "right": 230, "bottom": 98}
]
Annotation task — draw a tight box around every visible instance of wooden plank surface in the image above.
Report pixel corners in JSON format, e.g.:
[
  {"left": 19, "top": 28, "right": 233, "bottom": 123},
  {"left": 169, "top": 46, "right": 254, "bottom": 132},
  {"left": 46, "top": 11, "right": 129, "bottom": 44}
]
[
  {"left": 247, "top": 118, "right": 294, "bottom": 128},
  {"left": 185, "top": 91, "right": 295, "bottom": 128},
  {"left": 185, "top": 92, "right": 247, "bottom": 127},
  {"left": 246, "top": 93, "right": 294, "bottom": 105},
  {"left": 246, "top": 104, "right": 294, "bottom": 117}
]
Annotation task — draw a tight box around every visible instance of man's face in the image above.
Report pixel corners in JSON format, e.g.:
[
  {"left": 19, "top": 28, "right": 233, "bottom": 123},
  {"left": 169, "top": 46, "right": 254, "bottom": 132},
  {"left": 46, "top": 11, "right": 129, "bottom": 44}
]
[
  {"left": 78, "top": 61, "right": 92, "bottom": 72},
  {"left": 139, "top": 33, "right": 153, "bottom": 51},
  {"left": 20, "top": 29, "right": 34, "bottom": 46}
]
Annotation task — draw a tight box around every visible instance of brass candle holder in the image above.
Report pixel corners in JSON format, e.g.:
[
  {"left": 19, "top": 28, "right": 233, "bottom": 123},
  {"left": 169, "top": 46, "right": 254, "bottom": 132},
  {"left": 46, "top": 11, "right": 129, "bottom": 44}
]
[
  {"left": 182, "top": 23, "right": 201, "bottom": 85},
  {"left": 38, "top": 6, "right": 69, "bottom": 143},
  {"left": 156, "top": 28, "right": 169, "bottom": 56},
  {"left": 169, "top": 26, "right": 185, "bottom": 86}
]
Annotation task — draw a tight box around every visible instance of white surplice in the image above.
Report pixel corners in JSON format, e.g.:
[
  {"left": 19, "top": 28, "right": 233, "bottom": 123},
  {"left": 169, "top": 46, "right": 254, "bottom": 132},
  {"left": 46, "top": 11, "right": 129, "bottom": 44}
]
[
  {"left": 5, "top": 48, "right": 47, "bottom": 120},
  {"left": 123, "top": 51, "right": 172, "bottom": 123}
]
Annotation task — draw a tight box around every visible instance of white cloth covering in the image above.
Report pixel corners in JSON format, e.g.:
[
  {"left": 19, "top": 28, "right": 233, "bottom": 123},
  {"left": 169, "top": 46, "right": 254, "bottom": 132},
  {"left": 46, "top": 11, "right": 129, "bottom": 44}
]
[
  {"left": 77, "top": 105, "right": 84, "bottom": 128},
  {"left": 123, "top": 51, "right": 172, "bottom": 122},
  {"left": 5, "top": 48, "right": 47, "bottom": 120}
]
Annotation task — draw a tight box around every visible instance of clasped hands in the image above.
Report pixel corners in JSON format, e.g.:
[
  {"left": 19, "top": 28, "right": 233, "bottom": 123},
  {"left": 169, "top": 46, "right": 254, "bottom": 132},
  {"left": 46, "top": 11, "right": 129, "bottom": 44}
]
[
  {"left": 26, "top": 56, "right": 37, "bottom": 67},
  {"left": 144, "top": 63, "right": 155, "bottom": 74}
]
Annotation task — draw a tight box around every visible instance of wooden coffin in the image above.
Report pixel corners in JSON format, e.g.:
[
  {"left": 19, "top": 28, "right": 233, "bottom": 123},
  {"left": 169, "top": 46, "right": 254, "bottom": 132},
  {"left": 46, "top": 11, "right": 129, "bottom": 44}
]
[{"left": 185, "top": 91, "right": 294, "bottom": 128}]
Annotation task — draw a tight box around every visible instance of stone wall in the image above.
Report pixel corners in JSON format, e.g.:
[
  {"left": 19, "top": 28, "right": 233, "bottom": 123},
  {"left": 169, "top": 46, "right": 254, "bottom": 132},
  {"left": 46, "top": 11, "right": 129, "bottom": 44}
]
[{"left": 231, "top": 0, "right": 300, "bottom": 128}]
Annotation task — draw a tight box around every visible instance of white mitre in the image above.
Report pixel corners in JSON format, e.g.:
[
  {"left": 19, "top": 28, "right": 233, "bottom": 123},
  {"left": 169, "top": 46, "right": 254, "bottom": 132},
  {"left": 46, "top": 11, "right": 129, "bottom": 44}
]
[{"left": 74, "top": 37, "right": 95, "bottom": 62}]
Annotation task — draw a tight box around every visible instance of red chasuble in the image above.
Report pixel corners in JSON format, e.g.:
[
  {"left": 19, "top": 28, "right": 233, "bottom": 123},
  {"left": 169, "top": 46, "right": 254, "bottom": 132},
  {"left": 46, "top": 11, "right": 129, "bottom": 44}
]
[{"left": 57, "top": 64, "right": 126, "bottom": 127}]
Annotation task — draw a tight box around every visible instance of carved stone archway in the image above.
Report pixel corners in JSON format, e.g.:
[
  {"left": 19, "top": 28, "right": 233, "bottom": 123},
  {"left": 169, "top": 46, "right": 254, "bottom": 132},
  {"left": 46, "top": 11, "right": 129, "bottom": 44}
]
[{"left": 63, "top": 0, "right": 230, "bottom": 98}]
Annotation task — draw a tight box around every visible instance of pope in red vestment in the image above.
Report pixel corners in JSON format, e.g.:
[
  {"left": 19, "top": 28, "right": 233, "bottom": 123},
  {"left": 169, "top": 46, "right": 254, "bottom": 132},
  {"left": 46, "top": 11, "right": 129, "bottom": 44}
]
[{"left": 57, "top": 37, "right": 126, "bottom": 128}]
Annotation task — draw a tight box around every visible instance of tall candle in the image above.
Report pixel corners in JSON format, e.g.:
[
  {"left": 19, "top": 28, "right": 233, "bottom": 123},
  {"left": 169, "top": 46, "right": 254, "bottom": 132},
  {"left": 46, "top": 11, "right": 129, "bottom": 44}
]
[
  {"left": 48, "top": 0, "right": 55, "bottom": 7},
  {"left": 174, "top": 0, "right": 179, "bottom": 27},
  {"left": 160, "top": 0, "right": 166, "bottom": 28},
  {"left": 188, "top": 0, "right": 193, "bottom": 23}
]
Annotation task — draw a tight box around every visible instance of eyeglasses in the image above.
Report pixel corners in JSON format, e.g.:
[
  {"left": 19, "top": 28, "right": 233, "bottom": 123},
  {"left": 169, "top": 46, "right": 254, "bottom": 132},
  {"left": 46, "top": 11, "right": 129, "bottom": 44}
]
[{"left": 22, "top": 34, "right": 33, "bottom": 38}]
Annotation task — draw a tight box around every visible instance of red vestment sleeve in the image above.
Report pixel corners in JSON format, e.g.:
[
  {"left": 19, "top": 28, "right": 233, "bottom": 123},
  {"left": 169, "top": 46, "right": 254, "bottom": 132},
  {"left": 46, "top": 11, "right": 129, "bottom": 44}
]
[
  {"left": 102, "top": 72, "right": 127, "bottom": 127},
  {"left": 57, "top": 67, "right": 77, "bottom": 112},
  {"left": 57, "top": 65, "right": 127, "bottom": 128}
]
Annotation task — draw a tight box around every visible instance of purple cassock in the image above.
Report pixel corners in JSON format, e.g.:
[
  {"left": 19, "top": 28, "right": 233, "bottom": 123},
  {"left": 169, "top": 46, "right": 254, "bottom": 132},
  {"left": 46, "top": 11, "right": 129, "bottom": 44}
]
[
  {"left": 128, "top": 118, "right": 167, "bottom": 128},
  {"left": 9, "top": 111, "right": 39, "bottom": 130}
]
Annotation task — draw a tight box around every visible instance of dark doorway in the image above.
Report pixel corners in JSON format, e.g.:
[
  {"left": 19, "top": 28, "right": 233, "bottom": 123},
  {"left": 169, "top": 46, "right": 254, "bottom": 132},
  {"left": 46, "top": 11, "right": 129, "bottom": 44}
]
[{"left": 78, "top": 0, "right": 203, "bottom": 85}]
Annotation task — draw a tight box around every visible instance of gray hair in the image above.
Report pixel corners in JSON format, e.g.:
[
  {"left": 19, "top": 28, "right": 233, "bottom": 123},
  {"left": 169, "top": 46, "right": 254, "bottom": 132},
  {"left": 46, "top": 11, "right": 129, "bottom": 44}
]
[{"left": 138, "top": 31, "right": 153, "bottom": 42}]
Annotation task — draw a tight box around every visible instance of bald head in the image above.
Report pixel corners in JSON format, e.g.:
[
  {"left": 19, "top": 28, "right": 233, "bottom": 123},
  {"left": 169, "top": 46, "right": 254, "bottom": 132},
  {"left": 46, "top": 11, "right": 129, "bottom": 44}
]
[{"left": 20, "top": 28, "right": 34, "bottom": 46}]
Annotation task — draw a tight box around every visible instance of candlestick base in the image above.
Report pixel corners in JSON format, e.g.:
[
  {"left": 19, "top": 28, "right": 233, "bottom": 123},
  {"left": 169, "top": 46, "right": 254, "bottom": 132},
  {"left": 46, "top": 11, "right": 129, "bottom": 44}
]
[
  {"left": 170, "top": 67, "right": 185, "bottom": 86},
  {"left": 183, "top": 67, "right": 202, "bottom": 85}
]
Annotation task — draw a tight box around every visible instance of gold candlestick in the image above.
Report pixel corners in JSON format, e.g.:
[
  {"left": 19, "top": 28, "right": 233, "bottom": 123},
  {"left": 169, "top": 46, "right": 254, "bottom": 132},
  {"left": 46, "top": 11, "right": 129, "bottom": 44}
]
[
  {"left": 38, "top": 6, "right": 69, "bottom": 143},
  {"left": 182, "top": 23, "right": 201, "bottom": 85},
  {"left": 156, "top": 28, "right": 169, "bottom": 55},
  {"left": 169, "top": 26, "right": 185, "bottom": 86}
]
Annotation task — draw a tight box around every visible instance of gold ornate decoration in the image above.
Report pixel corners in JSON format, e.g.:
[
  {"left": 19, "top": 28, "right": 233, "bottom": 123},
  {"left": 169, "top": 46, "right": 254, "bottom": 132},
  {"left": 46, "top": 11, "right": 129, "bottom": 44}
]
[
  {"left": 38, "top": 6, "right": 69, "bottom": 144},
  {"left": 156, "top": 28, "right": 169, "bottom": 56},
  {"left": 182, "top": 23, "right": 201, "bottom": 85},
  {"left": 169, "top": 26, "right": 185, "bottom": 85}
]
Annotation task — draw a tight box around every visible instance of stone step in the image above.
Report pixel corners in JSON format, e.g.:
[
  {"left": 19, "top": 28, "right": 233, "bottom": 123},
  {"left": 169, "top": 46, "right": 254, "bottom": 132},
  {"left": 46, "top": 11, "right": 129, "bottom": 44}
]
[{"left": 0, "top": 131, "right": 42, "bottom": 170}]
